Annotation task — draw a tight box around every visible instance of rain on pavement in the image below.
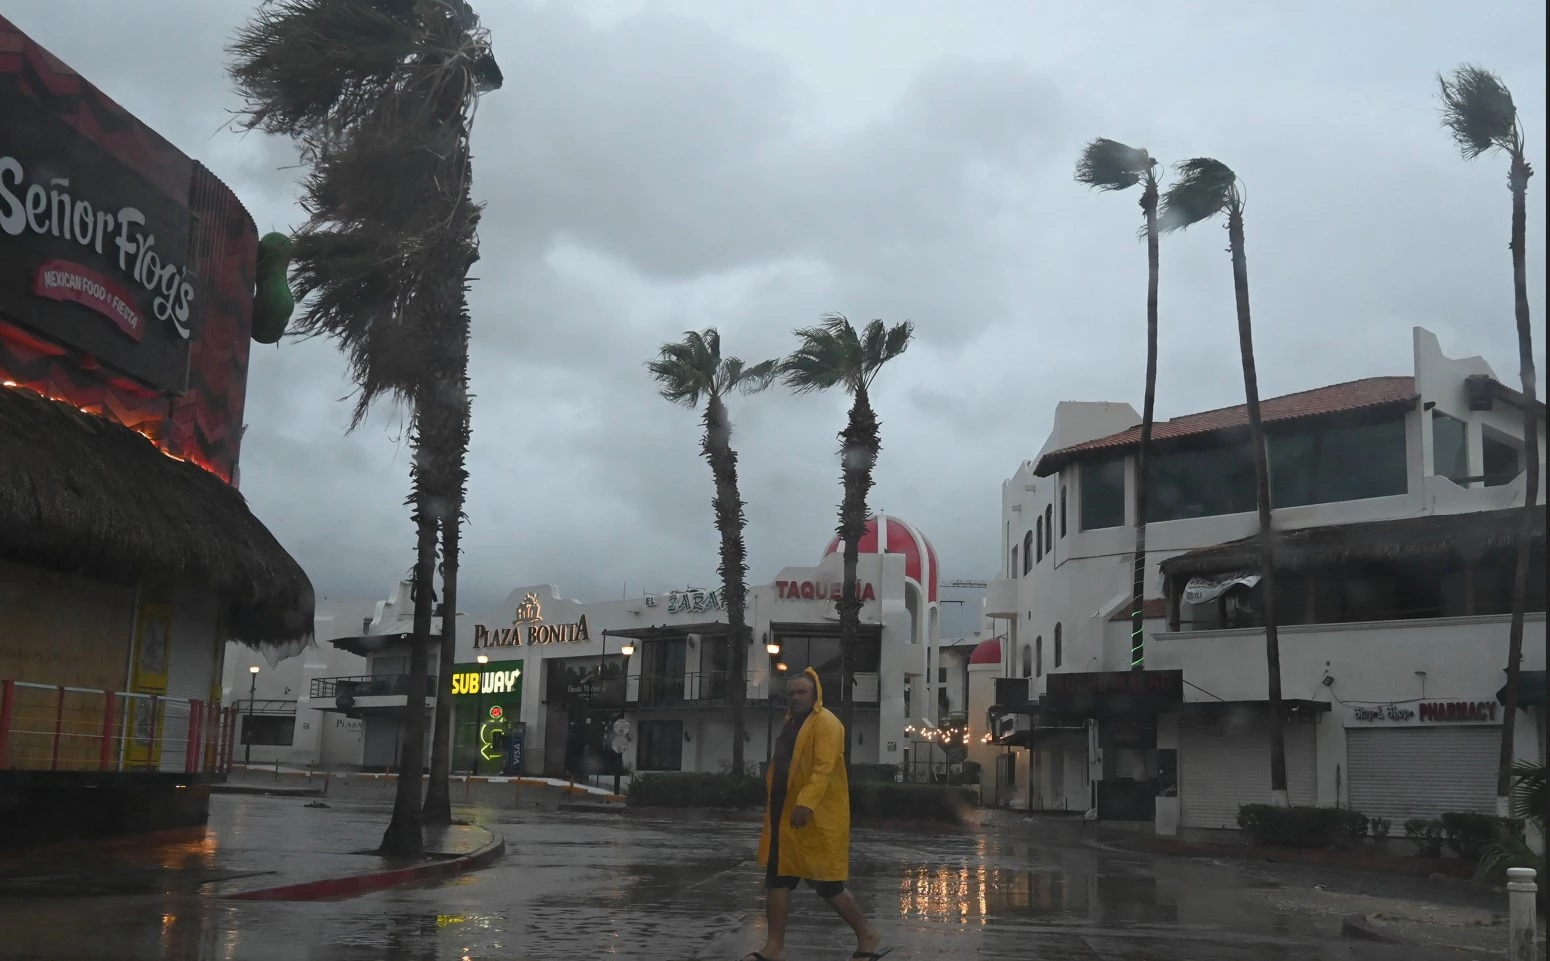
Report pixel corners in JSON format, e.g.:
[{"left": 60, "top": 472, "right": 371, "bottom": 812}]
[{"left": 0, "top": 795, "right": 1492, "bottom": 960}]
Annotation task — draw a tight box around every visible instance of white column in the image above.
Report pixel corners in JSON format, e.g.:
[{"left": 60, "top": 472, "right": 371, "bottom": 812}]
[{"left": 1507, "top": 867, "right": 1537, "bottom": 961}]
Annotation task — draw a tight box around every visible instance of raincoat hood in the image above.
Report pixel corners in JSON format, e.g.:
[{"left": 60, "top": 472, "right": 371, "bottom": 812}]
[{"left": 789, "top": 666, "right": 825, "bottom": 715}]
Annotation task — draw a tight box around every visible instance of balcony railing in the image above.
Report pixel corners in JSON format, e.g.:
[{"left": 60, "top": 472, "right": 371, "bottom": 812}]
[
  {"left": 627, "top": 671, "right": 881, "bottom": 709},
  {"left": 309, "top": 674, "right": 439, "bottom": 700},
  {"left": 0, "top": 678, "right": 239, "bottom": 775}
]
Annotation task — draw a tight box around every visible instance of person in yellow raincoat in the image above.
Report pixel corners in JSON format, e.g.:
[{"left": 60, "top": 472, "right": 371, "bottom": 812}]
[{"left": 743, "top": 668, "right": 890, "bottom": 961}]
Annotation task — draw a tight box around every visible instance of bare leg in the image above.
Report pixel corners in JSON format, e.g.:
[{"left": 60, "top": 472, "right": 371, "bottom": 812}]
[
  {"left": 748, "top": 886, "right": 791, "bottom": 961},
  {"left": 823, "top": 890, "right": 881, "bottom": 956}
]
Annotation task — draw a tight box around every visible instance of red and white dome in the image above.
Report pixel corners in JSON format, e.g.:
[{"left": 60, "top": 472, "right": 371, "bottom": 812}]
[
  {"left": 822, "top": 513, "right": 939, "bottom": 601},
  {"left": 968, "top": 636, "right": 1002, "bottom": 666}
]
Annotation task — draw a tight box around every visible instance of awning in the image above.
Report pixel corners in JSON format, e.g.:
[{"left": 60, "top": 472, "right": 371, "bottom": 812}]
[
  {"left": 1180, "top": 698, "right": 1331, "bottom": 716},
  {"left": 1496, "top": 671, "right": 1548, "bottom": 708},
  {"left": 0, "top": 383, "right": 314, "bottom": 655},
  {"left": 329, "top": 633, "right": 412, "bottom": 657},
  {"left": 769, "top": 621, "right": 884, "bottom": 639}
]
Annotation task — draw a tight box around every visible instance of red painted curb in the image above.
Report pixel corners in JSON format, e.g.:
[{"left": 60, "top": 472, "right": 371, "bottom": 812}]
[{"left": 222, "top": 831, "right": 505, "bottom": 901}]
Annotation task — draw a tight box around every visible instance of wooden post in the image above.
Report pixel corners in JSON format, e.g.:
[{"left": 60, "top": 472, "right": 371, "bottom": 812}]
[
  {"left": 184, "top": 699, "right": 203, "bottom": 773},
  {"left": 100, "top": 691, "right": 118, "bottom": 771},
  {"left": 148, "top": 696, "right": 163, "bottom": 771},
  {"left": 50, "top": 686, "right": 66, "bottom": 771},
  {"left": 0, "top": 679, "right": 16, "bottom": 768}
]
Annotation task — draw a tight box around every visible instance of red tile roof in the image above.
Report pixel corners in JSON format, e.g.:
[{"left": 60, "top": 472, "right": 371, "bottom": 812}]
[{"left": 1034, "top": 376, "right": 1416, "bottom": 476}]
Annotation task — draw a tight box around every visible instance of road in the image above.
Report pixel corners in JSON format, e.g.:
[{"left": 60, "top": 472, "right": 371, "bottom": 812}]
[{"left": 0, "top": 796, "right": 1507, "bottom": 960}]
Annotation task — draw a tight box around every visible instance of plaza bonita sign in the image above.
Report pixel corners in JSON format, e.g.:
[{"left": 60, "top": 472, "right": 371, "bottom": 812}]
[{"left": 473, "top": 592, "right": 593, "bottom": 649}]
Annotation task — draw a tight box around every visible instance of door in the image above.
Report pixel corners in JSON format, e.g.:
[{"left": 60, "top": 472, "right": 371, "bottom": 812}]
[
  {"left": 1179, "top": 715, "right": 1317, "bottom": 830},
  {"left": 543, "top": 702, "right": 568, "bottom": 778},
  {"left": 1346, "top": 726, "right": 1498, "bottom": 821}
]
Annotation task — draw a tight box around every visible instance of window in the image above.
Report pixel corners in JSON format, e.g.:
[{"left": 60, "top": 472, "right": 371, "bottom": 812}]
[
  {"left": 240, "top": 714, "right": 294, "bottom": 746},
  {"left": 1011, "top": 545, "right": 1019, "bottom": 579},
  {"left": 1034, "top": 636, "right": 1043, "bottom": 677},
  {"left": 1147, "top": 444, "right": 1257, "bottom": 521},
  {"left": 1044, "top": 506, "right": 1053, "bottom": 553},
  {"left": 638, "top": 720, "right": 684, "bottom": 771},
  {"left": 1020, "top": 644, "right": 1032, "bottom": 679},
  {"left": 1432, "top": 412, "right": 1469, "bottom": 484},
  {"left": 1022, "top": 531, "right": 1033, "bottom": 575},
  {"left": 1080, "top": 457, "right": 1126, "bottom": 530},
  {"left": 1035, "top": 518, "right": 1044, "bottom": 562},
  {"left": 1483, "top": 430, "right": 1523, "bottom": 487},
  {"left": 1059, "top": 486, "right": 1068, "bottom": 537},
  {"left": 1270, "top": 413, "right": 1408, "bottom": 507},
  {"left": 1054, "top": 623, "right": 1063, "bottom": 668}
]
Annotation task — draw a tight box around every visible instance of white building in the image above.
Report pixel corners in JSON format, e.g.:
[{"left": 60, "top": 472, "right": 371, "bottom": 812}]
[
  {"left": 225, "top": 597, "right": 376, "bottom": 768},
  {"left": 984, "top": 327, "right": 1546, "bottom": 836},
  {"left": 307, "top": 514, "right": 954, "bottom": 780}
]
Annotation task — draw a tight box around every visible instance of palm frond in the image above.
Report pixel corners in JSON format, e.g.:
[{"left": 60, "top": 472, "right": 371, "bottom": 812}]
[
  {"left": 1438, "top": 64, "right": 1521, "bottom": 160},
  {"left": 647, "top": 328, "right": 722, "bottom": 407},
  {"left": 1075, "top": 137, "right": 1152, "bottom": 192},
  {"left": 782, "top": 315, "right": 858, "bottom": 395},
  {"left": 731, "top": 358, "right": 780, "bottom": 394},
  {"left": 1158, "top": 158, "right": 1238, "bottom": 233}
]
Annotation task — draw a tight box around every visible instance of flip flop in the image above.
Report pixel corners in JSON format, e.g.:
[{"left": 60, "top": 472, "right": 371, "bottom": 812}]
[{"left": 851, "top": 950, "right": 894, "bottom": 960}]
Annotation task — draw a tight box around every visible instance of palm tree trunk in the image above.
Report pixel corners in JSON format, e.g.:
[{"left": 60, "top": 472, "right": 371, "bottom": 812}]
[
  {"left": 1496, "top": 152, "right": 1540, "bottom": 816},
  {"left": 380, "top": 479, "right": 437, "bottom": 857},
  {"left": 703, "top": 394, "right": 748, "bottom": 777},
  {"left": 422, "top": 508, "right": 463, "bottom": 825},
  {"left": 837, "top": 386, "right": 880, "bottom": 766},
  {"left": 1227, "top": 206, "right": 1289, "bottom": 806},
  {"left": 1131, "top": 176, "right": 1160, "bottom": 671}
]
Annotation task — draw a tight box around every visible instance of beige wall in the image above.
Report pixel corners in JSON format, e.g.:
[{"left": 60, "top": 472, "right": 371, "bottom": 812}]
[{"left": 0, "top": 559, "right": 135, "bottom": 690}]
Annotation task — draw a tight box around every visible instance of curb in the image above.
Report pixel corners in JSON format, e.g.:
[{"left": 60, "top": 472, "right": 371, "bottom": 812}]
[
  {"left": 1340, "top": 914, "right": 1413, "bottom": 945},
  {"left": 221, "top": 828, "right": 505, "bottom": 901},
  {"left": 212, "top": 785, "right": 323, "bottom": 798}
]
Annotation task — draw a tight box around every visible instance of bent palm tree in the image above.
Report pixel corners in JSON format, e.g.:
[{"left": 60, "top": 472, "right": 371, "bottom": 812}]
[
  {"left": 1076, "top": 138, "right": 1161, "bottom": 671},
  {"left": 781, "top": 315, "right": 914, "bottom": 762},
  {"left": 230, "top": 0, "right": 499, "bottom": 852},
  {"left": 1439, "top": 64, "right": 1541, "bottom": 818},
  {"left": 648, "top": 329, "right": 778, "bottom": 778},
  {"left": 1160, "top": 160, "right": 1289, "bottom": 806}
]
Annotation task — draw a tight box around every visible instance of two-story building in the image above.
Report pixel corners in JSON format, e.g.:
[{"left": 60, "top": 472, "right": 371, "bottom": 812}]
[
  {"left": 986, "top": 327, "right": 1545, "bottom": 836},
  {"left": 308, "top": 514, "right": 953, "bottom": 780}
]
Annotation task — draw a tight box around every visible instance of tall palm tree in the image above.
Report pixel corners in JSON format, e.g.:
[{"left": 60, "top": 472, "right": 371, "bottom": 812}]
[
  {"left": 229, "top": 0, "right": 499, "bottom": 854},
  {"left": 1076, "top": 138, "right": 1161, "bottom": 671},
  {"left": 1438, "top": 64, "right": 1542, "bottom": 817},
  {"left": 781, "top": 315, "right": 914, "bottom": 762},
  {"left": 1159, "top": 160, "right": 1289, "bottom": 806},
  {"left": 647, "top": 329, "right": 778, "bottom": 778}
]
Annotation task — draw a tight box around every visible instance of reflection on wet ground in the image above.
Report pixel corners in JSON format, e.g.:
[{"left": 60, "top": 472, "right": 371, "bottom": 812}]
[{"left": 0, "top": 797, "right": 1491, "bottom": 960}]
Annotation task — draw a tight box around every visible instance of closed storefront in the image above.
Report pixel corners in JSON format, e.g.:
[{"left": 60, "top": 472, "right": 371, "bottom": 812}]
[
  {"left": 1346, "top": 723, "right": 1499, "bottom": 822},
  {"left": 1179, "top": 714, "right": 1317, "bottom": 830}
]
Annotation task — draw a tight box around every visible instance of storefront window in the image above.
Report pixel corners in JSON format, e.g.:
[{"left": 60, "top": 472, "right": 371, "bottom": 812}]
[
  {"left": 240, "top": 715, "right": 294, "bottom": 746},
  {"left": 1270, "top": 413, "right": 1408, "bottom": 507},
  {"left": 1147, "top": 444, "right": 1257, "bottom": 522},
  {"left": 1431, "top": 412, "right": 1469, "bottom": 484},
  {"left": 1483, "top": 431, "right": 1523, "bottom": 487},
  {"left": 638, "top": 720, "right": 683, "bottom": 771},
  {"left": 1080, "top": 457, "right": 1126, "bottom": 530}
]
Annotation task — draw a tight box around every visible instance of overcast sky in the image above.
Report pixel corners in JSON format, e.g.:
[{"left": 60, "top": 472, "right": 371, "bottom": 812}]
[{"left": 12, "top": 1, "right": 1546, "bottom": 613}]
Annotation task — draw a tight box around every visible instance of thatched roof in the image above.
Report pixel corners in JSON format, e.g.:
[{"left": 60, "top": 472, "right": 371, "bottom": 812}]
[
  {"left": 1160, "top": 507, "right": 1546, "bottom": 579},
  {"left": 0, "top": 385, "right": 314, "bottom": 651}
]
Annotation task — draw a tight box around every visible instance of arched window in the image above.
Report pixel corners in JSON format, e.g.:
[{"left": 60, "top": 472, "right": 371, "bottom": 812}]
[
  {"left": 1054, "top": 623, "right": 1063, "bottom": 668},
  {"left": 1060, "top": 486, "right": 1068, "bottom": 538},
  {"left": 1044, "top": 505, "right": 1054, "bottom": 553},
  {"left": 1035, "top": 517, "right": 1044, "bottom": 562},
  {"left": 1035, "top": 636, "right": 1043, "bottom": 677},
  {"left": 1022, "top": 531, "right": 1033, "bottom": 576},
  {"left": 1020, "top": 644, "right": 1033, "bottom": 678}
]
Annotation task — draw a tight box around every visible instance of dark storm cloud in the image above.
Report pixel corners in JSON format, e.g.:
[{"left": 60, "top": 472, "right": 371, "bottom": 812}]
[{"left": 9, "top": 0, "right": 1544, "bottom": 615}]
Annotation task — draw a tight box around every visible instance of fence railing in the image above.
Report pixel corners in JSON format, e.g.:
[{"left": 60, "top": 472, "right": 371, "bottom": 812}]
[
  {"left": 0, "top": 678, "right": 238, "bottom": 775},
  {"left": 627, "top": 671, "right": 882, "bottom": 707},
  {"left": 309, "top": 674, "right": 439, "bottom": 700}
]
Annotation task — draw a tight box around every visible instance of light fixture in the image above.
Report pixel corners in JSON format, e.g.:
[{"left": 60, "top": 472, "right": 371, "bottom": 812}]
[
  {"left": 476, "top": 654, "right": 489, "bottom": 665},
  {"left": 248, "top": 665, "right": 260, "bottom": 675},
  {"left": 775, "top": 662, "right": 788, "bottom": 673},
  {"left": 766, "top": 643, "right": 781, "bottom": 656},
  {"left": 620, "top": 642, "right": 635, "bottom": 658}
]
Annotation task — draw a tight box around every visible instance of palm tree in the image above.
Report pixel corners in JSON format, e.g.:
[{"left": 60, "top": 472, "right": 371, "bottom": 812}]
[
  {"left": 229, "top": 0, "right": 499, "bottom": 854},
  {"left": 1438, "top": 64, "right": 1541, "bottom": 818},
  {"left": 1159, "top": 160, "right": 1289, "bottom": 806},
  {"left": 1076, "top": 138, "right": 1161, "bottom": 671},
  {"left": 648, "top": 329, "right": 777, "bottom": 779},
  {"left": 781, "top": 315, "right": 914, "bottom": 761}
]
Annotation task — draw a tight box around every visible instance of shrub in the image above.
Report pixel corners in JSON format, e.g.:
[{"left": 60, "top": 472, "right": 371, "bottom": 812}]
[
  {"left": 851, "top": 782, "right": 977, "bottom": 823},
  {"left": 849, "top": 763, "right": 900, "bottom": 784},
  {"left": 1405, "top": 818, "right": 1444, "bottom": 857},
  {"left": 627, "top": 773, "right": 765, "bottom": 809},
  {"left": 1369, "top": 816, "right": 1392, "bottom": 839},
  {"left": 1237, "top": 805, "right": 1368, "bottom": 849},
  {"left": 1442, "top": 811, "right": 1525, "bottom": 860}
]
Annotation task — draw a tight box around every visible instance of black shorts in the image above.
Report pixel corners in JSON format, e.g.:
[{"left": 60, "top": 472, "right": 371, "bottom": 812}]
[{"left": 766, "top": 873, "right": 845, "bottom": 900}]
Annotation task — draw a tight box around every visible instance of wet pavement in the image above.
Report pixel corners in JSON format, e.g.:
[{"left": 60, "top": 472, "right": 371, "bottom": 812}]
[{"left": 0, "top": 795, "right": 1515, "bottom": 959}]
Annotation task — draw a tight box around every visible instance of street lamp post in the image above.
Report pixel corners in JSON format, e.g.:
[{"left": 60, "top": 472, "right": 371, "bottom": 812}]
[
  {"left": 615, "top": 642, "right": 634, "bottom": 795},
  {"left": 244, "top": 665, "right": 260, "bottom": 768},
  {"left": 764, "top": 637, "right": 783, "bottom": 768},
  {"left": 474, "top": 654, "right": 488, "bottom": 775}
]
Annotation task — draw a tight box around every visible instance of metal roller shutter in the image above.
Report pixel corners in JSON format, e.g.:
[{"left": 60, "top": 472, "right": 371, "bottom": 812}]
[
  {"left": 1180, "top": 716, "right": 1317, "bottom": 830},
  {"left": 1345, "top": 727, "right": 1499, "bottom": 822}
]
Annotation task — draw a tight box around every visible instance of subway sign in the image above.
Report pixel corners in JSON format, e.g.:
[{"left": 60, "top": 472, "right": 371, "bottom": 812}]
[{"left": 450, "top": 660, "right": 523, "bottom": 696}]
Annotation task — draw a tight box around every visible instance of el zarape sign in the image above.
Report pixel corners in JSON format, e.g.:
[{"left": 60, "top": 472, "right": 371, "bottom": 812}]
[
  {"left": 0, "top": 87, "right": 196, "bottom": 393},
  {"left": 450, "top": 661, "right": 523, "bottom": 696},
  {"left": 473, "top": 592, "right": 592, "bottom": 649}
]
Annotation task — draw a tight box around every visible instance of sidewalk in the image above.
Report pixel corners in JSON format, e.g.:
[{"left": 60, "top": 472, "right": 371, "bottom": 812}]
[
  {"left": 0, "top": 794, "right": 494, "bottom": 899},
  {"left": 221, "top": 764, "right": 627, "bottom": 806}
]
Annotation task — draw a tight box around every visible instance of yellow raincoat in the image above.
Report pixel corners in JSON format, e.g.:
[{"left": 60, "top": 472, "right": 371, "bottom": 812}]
[{"left": 757, "top": 668, "right": 851, "bottom": 882}]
